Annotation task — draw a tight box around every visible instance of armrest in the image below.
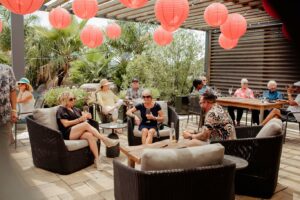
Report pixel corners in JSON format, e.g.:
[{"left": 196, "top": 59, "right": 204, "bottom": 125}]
[
  {"left": 235, "top": 126, "right": 263, "bottom": 139},
  {"left": 168, "top": 106, "right": 179, "bottom": 140},
  {"left": 127, "top": 116, "right": 135, "bottom": 145}
]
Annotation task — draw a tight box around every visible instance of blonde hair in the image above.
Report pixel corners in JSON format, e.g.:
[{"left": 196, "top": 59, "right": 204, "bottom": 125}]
[
  {"left": 267, "top": 80, "right": 277, "bottom": 88},
  {"left": 59, "top": 91, "right": 74, "bottom": 106},
  {"left": 18, "top": 83, "right": 33, "bottom": 92},
  {"left": 142, "top": 89, "right": 152, "bottom": 97}
]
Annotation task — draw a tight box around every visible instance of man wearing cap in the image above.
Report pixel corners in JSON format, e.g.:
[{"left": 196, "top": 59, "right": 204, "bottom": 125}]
[
  {"left": 126, "top": 78, "right": 143, "bottom": 100},
  {"left": 0, "top": 64, "right": 18, "bottom": 145}
]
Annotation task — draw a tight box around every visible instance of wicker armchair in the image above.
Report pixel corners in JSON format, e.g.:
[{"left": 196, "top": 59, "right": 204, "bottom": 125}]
[
  {"left": 113, "top": 159, "right": 236, "bottom": 200},
  {"left": 127, "top": 106, "right": 179, "bottom": 146},
  {"left": 26, "top": 115, "right": 100, "bottom": 175},
  {"left": 211, "top": 126, "right": 284, "bottom": 198}
]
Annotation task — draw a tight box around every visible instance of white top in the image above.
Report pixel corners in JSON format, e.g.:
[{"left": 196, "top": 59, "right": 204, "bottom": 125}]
[
  {"left": 287, "top": 94, "right": 300, "bottom": 122},
  {"left": 18, "top": 91, "right": 35, "bottom": 119}
]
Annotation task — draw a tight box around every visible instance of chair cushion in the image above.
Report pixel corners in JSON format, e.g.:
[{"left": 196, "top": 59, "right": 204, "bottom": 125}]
[
  {"left": 33, "top": 106, "right": 59, "bottom": 131},
  {"left": 256, "top": 118, "right": 282, "bottom": 138},
  {"left": 133, "top": 126, "right": 171, "bottom": 137},
  {"left": 156, "top": 101, "right": 168, "bottom": 125},
  {"left": 141, "top": 143, "right": 224, "bottom": 171},
  {"left": 64, "top": 140, "right": 89, "bottom": 151}
]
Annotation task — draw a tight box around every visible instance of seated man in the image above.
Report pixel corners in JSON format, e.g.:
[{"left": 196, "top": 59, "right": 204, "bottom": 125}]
[
  {"left": 183, "top": 91, "right": 236, "bottom": 143},
  {"left": 125, "top": 78, "right": 143, "bottom": 100}
]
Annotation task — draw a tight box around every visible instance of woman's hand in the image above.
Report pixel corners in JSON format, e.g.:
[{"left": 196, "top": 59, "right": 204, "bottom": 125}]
[
  {"left": 146, "top": 113, "right": 156, "bottom": 120},
  {"left": 83, "top": 112, "right": 92, "bottom": 119},
  {"left": 79, "top": 115, "right": 87, "bottom": 122}
]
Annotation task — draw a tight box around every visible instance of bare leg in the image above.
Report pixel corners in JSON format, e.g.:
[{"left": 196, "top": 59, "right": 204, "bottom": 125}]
[
  {"left": 141, "top": 128, "right": 148, "bottom": 144},
  {"left": 79, "top": 132, "right": 99, "bottom": 159},
  {"left": 146, "top": 128, "right": 156, "bottom": 144},
  {"left": 260, "top": 108, "right": 281, "bottom": 126}
]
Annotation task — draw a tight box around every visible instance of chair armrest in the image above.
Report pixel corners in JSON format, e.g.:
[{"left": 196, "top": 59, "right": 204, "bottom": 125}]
[
  {"left": 127, "top": 116, "right": 135, "bottom": 146},
  {"left": 168, "top": 106, "right": 179, "bottom": 140},
  {"left": 235, "top": 126, "right": 263, "bottom": 139}
]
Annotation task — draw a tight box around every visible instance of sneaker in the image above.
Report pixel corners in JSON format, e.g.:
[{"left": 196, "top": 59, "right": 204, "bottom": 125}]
[
  {"left": 94, "top": 159, "right": 104, "bottom": 171},
  {"left": 103, "top": 138, "right": 119, "bottom": 148}
]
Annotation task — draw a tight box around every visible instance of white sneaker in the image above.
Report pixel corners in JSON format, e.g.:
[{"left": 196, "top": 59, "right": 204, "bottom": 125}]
[
  {"left": 94, "top": 159, "right": 104, "bottom": 171},
  {"left": 104, "top": 138, "right": 119, "bottom": 148}
]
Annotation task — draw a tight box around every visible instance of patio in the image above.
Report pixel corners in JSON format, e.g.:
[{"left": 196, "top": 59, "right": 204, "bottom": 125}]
[{"left": 5, "top": 115, "right": 300, "bottom": 200}]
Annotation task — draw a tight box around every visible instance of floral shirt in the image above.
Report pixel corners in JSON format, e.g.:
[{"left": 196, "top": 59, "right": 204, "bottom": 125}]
[
  {"left": 0, "top": 64, "right": 16, "bottom": 124},
  {"left": 234, "top": 88, "right": 254, "bottom": 99},
  {"left": 204, "top": 104, "right": 236, "bottom": 141}
]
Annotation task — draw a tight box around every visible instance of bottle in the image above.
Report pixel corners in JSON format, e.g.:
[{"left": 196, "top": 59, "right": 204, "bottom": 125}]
[{"left": 170, "top": 122, "right": 176, "bottom": 142}]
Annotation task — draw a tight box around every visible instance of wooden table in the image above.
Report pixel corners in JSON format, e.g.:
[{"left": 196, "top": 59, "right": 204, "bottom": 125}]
[{"left": 217, "top": 97, "right": 287, "bottom": 123}]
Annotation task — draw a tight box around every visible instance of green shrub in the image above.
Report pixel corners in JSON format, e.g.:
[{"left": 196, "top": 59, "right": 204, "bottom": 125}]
[{"left": 44, "top": 87, "right": 88, "bottom": 108}]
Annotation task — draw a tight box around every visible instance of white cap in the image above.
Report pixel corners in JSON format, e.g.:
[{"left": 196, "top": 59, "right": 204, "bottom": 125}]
[{"left": 294, "top": 81, "right": 300, "bottom": 87}]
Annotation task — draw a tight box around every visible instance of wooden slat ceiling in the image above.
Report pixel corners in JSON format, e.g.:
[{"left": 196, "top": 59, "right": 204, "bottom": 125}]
[{"left": 42, "top": 0, "right": 279, "bottom": 31}]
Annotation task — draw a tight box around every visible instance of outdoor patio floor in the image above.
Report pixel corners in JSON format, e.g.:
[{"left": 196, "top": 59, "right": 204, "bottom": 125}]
[{"left": 6, "top": 115, "right": 300, "bottom": 200}]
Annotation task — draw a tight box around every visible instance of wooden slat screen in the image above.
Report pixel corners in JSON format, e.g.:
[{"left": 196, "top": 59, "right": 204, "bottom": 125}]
[{"left": 207, "top": 24, "right": 300, "bottom": 97}]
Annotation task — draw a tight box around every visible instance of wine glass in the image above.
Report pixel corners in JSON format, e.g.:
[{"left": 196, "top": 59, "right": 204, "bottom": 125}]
[
  {"left": 228, "top": 87, "right": 233, "bottom": 96},
  {"left": 112, "top": 109, "right": 118, "bottom": 123},
  {"left": 146, "top": 108, "right": 151, "bottom": 123}
]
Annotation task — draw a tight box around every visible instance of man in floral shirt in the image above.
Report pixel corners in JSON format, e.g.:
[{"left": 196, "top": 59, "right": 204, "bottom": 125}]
[
  {"left": 0, "top": 64, "right": 18, "bottom": 145},
  {"left": 183, "top": 91, "right": 236, "bottom": 142}
]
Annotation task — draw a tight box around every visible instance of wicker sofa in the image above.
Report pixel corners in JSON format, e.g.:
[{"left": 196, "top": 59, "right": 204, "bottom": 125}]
[
  {"left": 113, "top": 159, "right": 236, "bottom": 200},
  {"left": 212, "top": 125, "right": 284, "bottom": 198},
  {"left": 26, "top": 115, "right": 100, "bottom": 175}
]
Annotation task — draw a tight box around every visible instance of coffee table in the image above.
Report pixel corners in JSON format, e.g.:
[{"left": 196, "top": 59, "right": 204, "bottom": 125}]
[{"left": 99, "top": 122, "right": 127, "bottom": 158}]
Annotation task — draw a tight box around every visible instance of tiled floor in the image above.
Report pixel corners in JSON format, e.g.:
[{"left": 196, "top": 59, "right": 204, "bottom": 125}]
[{"left": 5, "top": 116, "right": 300, "bottom": 200}]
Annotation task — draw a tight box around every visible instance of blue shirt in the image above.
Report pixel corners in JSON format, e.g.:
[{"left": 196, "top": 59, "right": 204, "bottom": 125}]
[
  {"left": 263, "top": 90, "right": 283, "bottom": 100},
  {"left": 199, "top": 85, "right": 209, "bottom": 95}
]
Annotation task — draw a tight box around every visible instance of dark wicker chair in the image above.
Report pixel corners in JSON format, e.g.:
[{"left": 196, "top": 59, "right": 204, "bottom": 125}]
[
  {"left": 211, "top": 126, "right": 284, "bottom": 198},
  {"left": 113, "top": 159, "right": 236, "bottom": 200},
  {"left": 127, "top": 106, "right": 179, "bottom": 146},
  {"left": 186, "top": 95, "right": 204, "bottom": 131},
  {"left": 26, "top": 115, "right": 100, "bottom": 175}
]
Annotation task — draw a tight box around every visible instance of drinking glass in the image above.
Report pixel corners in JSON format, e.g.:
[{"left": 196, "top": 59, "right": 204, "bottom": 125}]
[
  {"left": 228, "top": 87, "right": 233, "bottom": 96},
  {"left": 112, "top": 109, "right": 118, "bottom": 123},
  {"left": 146, "top": 108, "right": 151, "bottom": 123}
]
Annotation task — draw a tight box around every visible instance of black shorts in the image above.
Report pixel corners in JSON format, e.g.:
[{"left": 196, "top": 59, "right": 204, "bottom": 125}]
[{"left": 138, "top": 124, "right": 158, "bottom": 132}]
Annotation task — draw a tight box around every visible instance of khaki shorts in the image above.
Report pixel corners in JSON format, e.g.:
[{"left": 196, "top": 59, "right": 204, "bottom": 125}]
[{"left": 0, "top": 122, "right": 12, "bottom": 141}]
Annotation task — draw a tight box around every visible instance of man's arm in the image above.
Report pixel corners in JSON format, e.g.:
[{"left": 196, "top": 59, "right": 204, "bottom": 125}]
[{"left": 10, "top": 90, "right": 18, "bottom": 122}]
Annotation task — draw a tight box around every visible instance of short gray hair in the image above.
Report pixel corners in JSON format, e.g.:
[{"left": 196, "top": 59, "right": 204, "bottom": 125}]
[
  {"left": 241, "top": 78, "right": 248, "bottom": 84},
  {"left": 267, "top": 80, "right": 277, "bottom": 88}
]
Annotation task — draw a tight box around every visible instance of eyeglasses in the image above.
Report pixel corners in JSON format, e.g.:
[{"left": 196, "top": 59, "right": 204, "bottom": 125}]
[
  {"left": 142, "top": 96, "right": 152, "bottom": 99},
  {"left": 69, "top": 98, "right": 76, "bottom": 101}
]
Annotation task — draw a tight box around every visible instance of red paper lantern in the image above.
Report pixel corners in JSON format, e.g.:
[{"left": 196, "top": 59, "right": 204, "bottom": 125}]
[
  {"left": 49, "top": 7, "right": 71, "bottom": 29},
  {"left": 0, "top": 0, "right": 44, "bottom": 15},
  {"left": 119, "top": 0, "right": 148, "bottom": 8},
  {"left": 72, "top": 0, "right": 98, "bottom": 19},
  {"left": 262, "top": 0, "right": 280, "bottom": 20},
  {"left": 106, "top": 23, "right": 122, "bottom": 40},
  {"left": 282, "top": 24, "right": 291, "bottom": 41},
  {"left": 204, "top": 3, "right": 228, "bottom": 27},
  {"left": 153, "top": 26, "right": 173, "bottom": 46},
  {"left": 155, "top": 0, "right": 189, "bottom": 32},
  {"left": 218, "top": 33, "right": 238, "bottom": 50},
  {"left": 220, "top": 13, "right": 247, "bottom": 40},
  {"left": 0, "top": 20, "right": 2, "bottom": 33},
  {"left": 80, "top": 25, "right": 104, "bottom": 48}
]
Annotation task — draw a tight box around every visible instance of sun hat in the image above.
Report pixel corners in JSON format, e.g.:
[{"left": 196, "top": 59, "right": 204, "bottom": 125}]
[
  {"left": 99, "top": 79, "right": 110, "bottom": 88},
  {"left": 17, "top": 77, "right": 33, "bottom": 91}
]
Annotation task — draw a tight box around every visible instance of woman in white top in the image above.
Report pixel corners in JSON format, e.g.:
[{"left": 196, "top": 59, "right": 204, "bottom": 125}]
[{"left": 17, "top": 77, "right": 35, "bottom": 120}]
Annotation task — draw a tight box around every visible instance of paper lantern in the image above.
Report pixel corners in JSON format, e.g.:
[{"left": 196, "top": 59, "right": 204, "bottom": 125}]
[
  {"left": 204, "top": 3, "right": 228, "bottom": 27},
  {"left": 219, "top": 33, "right": 238, "bottom": 50},
  {"left": 220, "top": 13, "right": 247, "bottom": 40},
  {"left": 72, "top": 0, "right": 98, "bottom": 19},
  {"left": 262, "top": 0, "right": 280, "bottom": 20},
  {"left": 155, "top": 0, "right": 189, "bottom": 32},
  {"left": 282, "top": 24, "right": 291, "bottom": 41},
  {"left": 0, "top": 0, "right": 44, "bottom": 15},
  {"left": 106, "top": 23, "right": 122, "bottom": 40},
  {"left": 80, "top": 25, "right": 104, "bottom": 48},
  {"left": 119, "top": 0, "right": 148, "bottom": 8},
  {"left": 153, "top": 26, "right": 173, "bottom": 46},
  {"left": 49, "top": 7, "right": 71, "bottom": 29},
  {"left": 0, "top": 20, "right": 2, "bottom": 33}
]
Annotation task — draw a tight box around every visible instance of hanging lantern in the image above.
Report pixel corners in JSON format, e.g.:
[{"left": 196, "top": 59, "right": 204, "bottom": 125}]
[
  {"left": 80, "top": 25, "right": 104, "bottom": 48},
  {"left": 262, "top": 0, "right": 280, "bottom": 20},
  {"left": 155, "top": 0, "right": 189, "bottom": 32},
  {"left": 0, "top": 20, "right": 2, "bottom": 33},
  {"left": 119, "top": 0, "right": 148, "bottom": 8},
  {"left": 204, "top": 3, "right": 228, "bottom": 27},
  {"left": 72, "top": 0, "right": 98, "bottom": 19},
  {"left": 106, "top": 23, "right": 122, "bottom": 40},
  {"left": 153, "top": 26, "right": 173, "bottom": 46},
  {"left": 220, "top": 13, "right": 247, "bottom": 40},
  {"left": 0, "top": 0, "right": 44, "bottom": 15},
  {"left": 218, "top": 33, "right": 238, "bottom": 50},
  {"left": 49, "top": 7, "right": 71, "bottom": 29},
  {"left": 282, "top": 24, "right": 291, "bottom": 41}
]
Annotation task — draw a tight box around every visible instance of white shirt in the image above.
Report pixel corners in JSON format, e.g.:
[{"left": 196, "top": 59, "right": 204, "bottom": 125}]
[
  {"left": 18, "top": 91, "right": 35, "bottom": 119},
  {"left": 287, "top": 94, "right": 300, "bottom": 121}
]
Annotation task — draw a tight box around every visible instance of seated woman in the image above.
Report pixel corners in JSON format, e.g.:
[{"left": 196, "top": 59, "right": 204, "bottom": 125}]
[
  {"left": 126, "top": 89, "right": 164, "bottom": 144},
  {"left": 17, "top": 77, "right": 35, "bottom": 121},
  {"left": 56, "top": 91, "right": 119, "bottom": 170},
  {"left": 95, "top": 79, "right": 123, "bottom": 122},
  {"left": 199, "top": 76, "right": 210, "bottom": 95}
]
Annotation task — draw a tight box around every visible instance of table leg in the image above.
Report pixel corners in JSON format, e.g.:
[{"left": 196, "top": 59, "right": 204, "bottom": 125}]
[
  {"left": 259, "top": 108, "right": 264, "bottom": 124},
  {"left": 128, "top": 159, "right": 135, "bottom": 168}
]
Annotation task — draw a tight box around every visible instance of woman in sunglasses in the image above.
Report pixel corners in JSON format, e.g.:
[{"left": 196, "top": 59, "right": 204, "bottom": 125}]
[
  {"left": 126, "top": 89, "right": 164, "bottom": 144},
  {"left": 56, "top": 91, "right": 119, "bottom": 170}
]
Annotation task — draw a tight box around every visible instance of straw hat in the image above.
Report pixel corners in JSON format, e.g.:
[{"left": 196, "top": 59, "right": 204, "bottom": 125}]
[
  {"left": 99, "top": 79, "right": 110, "bottom": 89},
  {"left": 17, "top": 77, "right": 33, "bottom": 92}
]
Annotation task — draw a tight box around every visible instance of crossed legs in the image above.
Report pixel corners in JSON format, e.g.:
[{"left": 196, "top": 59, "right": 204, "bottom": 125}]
[
  {"left": 141, "top": 128, "right": 156, "bottom": 144},
  {"left": 260, "top": 108, "right": 281, "bottom": 126}
]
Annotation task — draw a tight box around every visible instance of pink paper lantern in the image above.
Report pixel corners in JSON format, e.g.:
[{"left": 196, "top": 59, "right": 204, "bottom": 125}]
[
  {"left": 204, "top": 3, "right": 228, "bottom": 27},
  {"left": 153, "top": 26, "right": 173, "bottom": 46},
  {"left": 155, "top": 0, "right": 189, "bottom": 32},
  {"left": 119, "top": 0, "right": 148, "bottom": 8},
  {"left": 262, "top": 0, "right": 280, "bottom": 20},
  {"left": 218, "top": 33, "right": 238, "bottom": 50},
  {"left": 80, "top": 25, "right": 104, "bottom": 48},
  {"left": 220, "top": 13, "right": 247, "bottom": 40},
  {"left": 72, "top": 0, "right": 98, "bottom": 19},
  {"left": 0, "top": 0, "right": 44, "bottom": 15},
  {"left": 0, "top": 20, "right": 2, "bottom": 33},
  {"left": 106, "top": 23, "right": 122, "bottom": 40},
  {"left": 49, "top": 7, "right": 72, "bottom": 29}
]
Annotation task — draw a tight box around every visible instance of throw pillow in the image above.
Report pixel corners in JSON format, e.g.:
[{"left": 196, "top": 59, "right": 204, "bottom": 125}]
[
  {"left": 33, "top": 106, "right": 59, "bottom": 131},
  {"left": 256, "top": 118, "right": 282, "bottom": 138}
]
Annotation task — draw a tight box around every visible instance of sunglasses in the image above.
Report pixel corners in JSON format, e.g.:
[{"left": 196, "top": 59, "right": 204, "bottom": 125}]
[
  {"left": 142, "top": 95, "right": 152, "bottom": 99},
  {"left": 69, "top": 98, "right": 76, "bottom": 101}
]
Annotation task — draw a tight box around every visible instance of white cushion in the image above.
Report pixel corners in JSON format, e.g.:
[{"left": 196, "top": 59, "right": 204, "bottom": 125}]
[
  {"left": 33, "top": 106, "right": 59, "bottom": 131},
  {"left": 141, "top": 143, "right": 224, "bottom": 171},
  {"left": 133, "top": 126, "right": 171, "bottom": 137},
  {"left": 156, "top": 101, "right": 168, "bottom": 125},
  {"left": 256, "top": 118, "right": 282, "bottom": 138},
  {"left": 64, "top": 140, "right": 89, "bottom": 151}
]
